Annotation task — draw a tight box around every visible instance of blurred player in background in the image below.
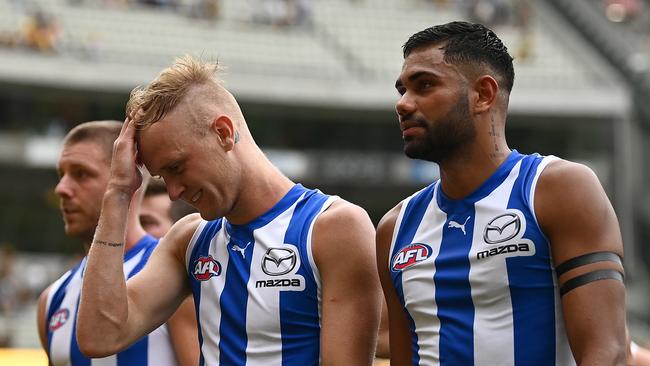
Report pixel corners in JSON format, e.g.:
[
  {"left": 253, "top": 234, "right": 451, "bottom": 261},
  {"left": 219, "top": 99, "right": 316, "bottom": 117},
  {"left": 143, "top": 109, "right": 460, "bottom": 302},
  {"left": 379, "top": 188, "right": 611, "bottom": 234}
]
[
  {"left": 141, "top": 177, "right": 198, "bottom": 238},
  {"left": 37, "top": 120, "right": 199, "bottom": 366},
  {"left": 140, "top": 178, "right": 175, "bottom": 239},
  {"left": 76, "top": 56, "right": 382, "bottom": 365},
  {"left": 378, "top": 21, "right": 627, "bottom": 365}
]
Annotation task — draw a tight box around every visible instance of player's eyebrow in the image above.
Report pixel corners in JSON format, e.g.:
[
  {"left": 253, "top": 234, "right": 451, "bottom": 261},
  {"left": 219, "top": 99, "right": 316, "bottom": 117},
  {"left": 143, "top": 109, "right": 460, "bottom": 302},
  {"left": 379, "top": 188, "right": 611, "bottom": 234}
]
[{"left": 396, "top": 70, "right": 439, "bottom": 89}]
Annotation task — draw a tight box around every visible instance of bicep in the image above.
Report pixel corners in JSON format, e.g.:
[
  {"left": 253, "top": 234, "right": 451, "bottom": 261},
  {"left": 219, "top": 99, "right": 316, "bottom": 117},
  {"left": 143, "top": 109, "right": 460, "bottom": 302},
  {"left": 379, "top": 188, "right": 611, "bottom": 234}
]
[
  {"left": 536, "top": 161, "right": 626, "bottom": 363},
  {"left": 315, "top": 202, "right": 382, "bottom": 365}
]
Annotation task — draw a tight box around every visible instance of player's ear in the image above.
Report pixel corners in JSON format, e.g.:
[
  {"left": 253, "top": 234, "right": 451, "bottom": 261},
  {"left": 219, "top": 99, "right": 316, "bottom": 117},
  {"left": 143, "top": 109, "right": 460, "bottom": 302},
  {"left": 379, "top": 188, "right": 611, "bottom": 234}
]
[
  {"left": 211, "top": 116, "right": 235, "bottom": 151},
  {"left": 472, "top": 75, "right": 498, "bottom": 114}
]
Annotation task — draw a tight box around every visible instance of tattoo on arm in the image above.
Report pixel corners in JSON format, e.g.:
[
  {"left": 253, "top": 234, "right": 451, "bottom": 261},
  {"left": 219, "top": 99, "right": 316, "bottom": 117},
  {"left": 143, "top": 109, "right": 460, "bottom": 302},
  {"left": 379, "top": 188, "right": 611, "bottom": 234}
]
[{"left": 93, "top": 239, "right": 124, "bottom": 248}]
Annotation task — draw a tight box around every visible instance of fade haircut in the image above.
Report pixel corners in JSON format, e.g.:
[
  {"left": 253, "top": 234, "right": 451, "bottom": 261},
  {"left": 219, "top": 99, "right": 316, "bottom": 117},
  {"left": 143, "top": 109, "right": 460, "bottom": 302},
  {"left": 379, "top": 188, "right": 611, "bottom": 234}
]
[
  {"left": 144, "top": 177, "right": 168, "bottom": 197},
  {"left": 403, "top": 21, "right": 515, "bottom": 93},
  {"left": 62, "top": 121, "right": 122, "bottom": 164},
  {"left": 144, "top": 177, "right": 197, "bottom": 222},
  {"left": 127, "top": 55, "right": 222, "bottom": 130}
]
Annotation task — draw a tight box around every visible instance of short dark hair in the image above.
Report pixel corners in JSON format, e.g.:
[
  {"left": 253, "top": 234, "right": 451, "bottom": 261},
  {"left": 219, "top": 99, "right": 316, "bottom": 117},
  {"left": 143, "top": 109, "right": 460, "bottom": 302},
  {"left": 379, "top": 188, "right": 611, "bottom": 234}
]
[
  {"left": 403, "top": 21, "right": 514, "bottom": 93},
  {"left": 145, "top": 178, "right": 168, "bottom": 197},
  {"left": 62, "top": 121, "right": 122, "bottom": 164}
]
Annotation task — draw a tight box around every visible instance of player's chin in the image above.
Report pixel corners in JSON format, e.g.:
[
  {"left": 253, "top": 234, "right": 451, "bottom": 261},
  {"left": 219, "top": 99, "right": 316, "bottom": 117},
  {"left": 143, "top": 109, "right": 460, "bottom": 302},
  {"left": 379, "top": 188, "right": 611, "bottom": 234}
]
[{"left": 198, "top": 207, "right": 220, "bottom": 221}]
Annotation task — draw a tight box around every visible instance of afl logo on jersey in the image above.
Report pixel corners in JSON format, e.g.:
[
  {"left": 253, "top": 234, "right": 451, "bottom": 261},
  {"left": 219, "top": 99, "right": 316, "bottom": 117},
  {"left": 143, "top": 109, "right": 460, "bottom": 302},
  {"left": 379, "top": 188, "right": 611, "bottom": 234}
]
[
  {"left": 391, "top": 243, "right": 433, "bottom": 272},
  {"left": 193, "top": 255, "right": 222, "bottom": 281},
  {"left": 49, "top": 308, "right": 70, "bottom": 331}
]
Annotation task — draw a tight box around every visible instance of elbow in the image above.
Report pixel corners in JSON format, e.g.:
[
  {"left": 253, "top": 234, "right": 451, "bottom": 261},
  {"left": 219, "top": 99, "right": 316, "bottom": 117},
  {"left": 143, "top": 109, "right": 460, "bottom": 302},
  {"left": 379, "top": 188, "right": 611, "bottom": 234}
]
[
  {"left": 76, "top": 327, "right": 122, "bottom": 358},
  {"left": 576, "top": 341, "right": 627, "bottom": 366}
]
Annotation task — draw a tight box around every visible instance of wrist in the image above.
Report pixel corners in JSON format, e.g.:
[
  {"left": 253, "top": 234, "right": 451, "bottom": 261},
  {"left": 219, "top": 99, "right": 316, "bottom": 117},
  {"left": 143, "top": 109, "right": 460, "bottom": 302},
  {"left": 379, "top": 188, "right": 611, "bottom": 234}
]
[{"left": 103, "top": 185, "right": 133, "bottom": 204}]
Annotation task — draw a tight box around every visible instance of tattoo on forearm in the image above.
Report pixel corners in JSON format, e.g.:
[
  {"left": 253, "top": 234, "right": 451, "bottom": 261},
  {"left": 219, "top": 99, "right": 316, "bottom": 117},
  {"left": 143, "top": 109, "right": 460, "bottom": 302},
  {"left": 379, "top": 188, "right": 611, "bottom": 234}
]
[{"left": 93, "top": 239, "right": 124, "bottom": 248}]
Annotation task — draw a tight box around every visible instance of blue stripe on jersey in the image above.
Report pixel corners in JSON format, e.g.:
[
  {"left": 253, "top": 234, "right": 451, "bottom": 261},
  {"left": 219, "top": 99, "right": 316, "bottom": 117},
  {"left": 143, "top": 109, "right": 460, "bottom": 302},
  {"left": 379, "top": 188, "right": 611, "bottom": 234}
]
[
  {"left": 434, "top": 213, "right": 475, "bottom": 366},
  {"left": 46, "top": 261, "right": 83, "bottom": 353},
  {"left": 69, "top": 297, "right": 90, "bottom": 366},
  {"left": 391, "top": 183, "right": 436, "bottom": 366},
  {"left": 431, "top": 151, "right": 524, "bottom": 366},
  {"left": 219, "top": 227, "right": 254, "bottom": 366},
  {"left": 117, "top": 336, "right": 148, "bottom": 365},
  {"left": 127, "top": 235, "right": 157, "bottom": 277},
  {"left": 506, "top": 154, "right": 556, "bottom": 365},
  {"left": 188, "top": 218, "right": 223, "bottom": 366},
  {"left": 216, "top": 185, "right": 306, "bottom": 365},
  {"left": 281, "top": 189, "right": 326, "bottom": 365}
]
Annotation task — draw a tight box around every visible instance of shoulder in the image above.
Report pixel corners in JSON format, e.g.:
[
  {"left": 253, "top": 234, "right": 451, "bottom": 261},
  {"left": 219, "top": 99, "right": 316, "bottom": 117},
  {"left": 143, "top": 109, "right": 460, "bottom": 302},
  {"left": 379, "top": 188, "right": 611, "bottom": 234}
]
[
  {"left": 37, "top": 284, "right": 52, "bottom": 317},
  {"left": 535, "top": 158, "right": 607, "bottom": 223},
  {"left": 376, "top": 202, "right": 404, "bottom": 262},
  {"left": 311, "top": 199, "right": 375, "bottom": 263},
  {"left": 37, "top": 284, "right": 53, "bottom": 350},
  {"left": 159, "top": 213, "right": 204, "bottom": 261},
  {"left": 534, "top": 158, "right": 622, "bottom": 257},
  {"left": 537, "top": 158, "right": 601, "bottom": 192},
  {"left": 315, "top": 199, "right": 373, "bottom": 230},
  {"left": 377, "top": 202, "right": 404, "bottom": 238}
]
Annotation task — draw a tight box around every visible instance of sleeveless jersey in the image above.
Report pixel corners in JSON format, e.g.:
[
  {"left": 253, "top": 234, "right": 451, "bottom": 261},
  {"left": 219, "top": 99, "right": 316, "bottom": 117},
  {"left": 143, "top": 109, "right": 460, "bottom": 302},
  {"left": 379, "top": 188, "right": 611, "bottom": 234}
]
[
  {"left": 186, "top": 184, "right": 337, "bottom": 366},
  {"left": 388, "top": 151, "right": 575, "bottom": 366},
  {"left": 44, "top": 235, "right": 177, "bottom": 366}
]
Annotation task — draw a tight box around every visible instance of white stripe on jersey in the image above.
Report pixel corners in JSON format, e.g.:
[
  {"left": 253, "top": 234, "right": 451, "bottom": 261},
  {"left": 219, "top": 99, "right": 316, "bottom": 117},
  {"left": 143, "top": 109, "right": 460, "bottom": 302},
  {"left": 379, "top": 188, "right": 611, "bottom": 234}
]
[
  {"left": 400, "top": 184, "right": 445, "bottom": 365},
  {"left": 47, "top": 259, "right": 85, "bottom": 365},
  {"left": 186, "top": 185, "right": 335, "bottom": 365},
  {"left": 469, "top": 159, "right": 522, "bottom": 366},
  {"left": 245, "top": 202, "right": 302, "bottom": 365},
  {"left": 196, "top": 221, "right": 230, "bottom": 365}
]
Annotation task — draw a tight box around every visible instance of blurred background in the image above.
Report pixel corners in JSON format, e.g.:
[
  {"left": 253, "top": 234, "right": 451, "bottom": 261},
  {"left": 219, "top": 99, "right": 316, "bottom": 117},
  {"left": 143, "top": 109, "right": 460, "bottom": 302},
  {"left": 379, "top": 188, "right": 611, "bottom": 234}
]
[{"left": 0, "top": 0, "right": 649, "bottom": 357}]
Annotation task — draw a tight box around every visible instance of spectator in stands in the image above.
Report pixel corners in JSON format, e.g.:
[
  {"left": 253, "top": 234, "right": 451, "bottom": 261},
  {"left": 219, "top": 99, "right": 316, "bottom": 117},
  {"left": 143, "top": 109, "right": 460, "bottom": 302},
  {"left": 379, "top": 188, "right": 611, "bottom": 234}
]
[
  {"left": 604, "top": 0, "right": 642, "bottom": 23},
  {"left": 0, "top": 244, "right": 30, "bottom": 347},
  {"left": 21, "top": 9, "right": 60, "bottom": 52}
]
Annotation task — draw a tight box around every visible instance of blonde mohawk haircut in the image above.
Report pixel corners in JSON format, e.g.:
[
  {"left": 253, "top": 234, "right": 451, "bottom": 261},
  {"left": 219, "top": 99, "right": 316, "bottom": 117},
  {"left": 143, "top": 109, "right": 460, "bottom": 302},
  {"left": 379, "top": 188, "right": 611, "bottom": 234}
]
[{"left": 127, "top": 55, "right": 221, "bottom": 130}]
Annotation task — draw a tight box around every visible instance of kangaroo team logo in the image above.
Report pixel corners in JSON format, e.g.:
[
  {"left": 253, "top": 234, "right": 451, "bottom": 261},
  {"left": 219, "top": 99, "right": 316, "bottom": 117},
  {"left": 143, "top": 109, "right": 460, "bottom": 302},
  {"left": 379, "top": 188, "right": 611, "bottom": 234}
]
[
  {"left": 49, "top": 308, "right": 70, "bottom": 331},
  {"left": 391, "top": 243, "right": 433, "bottom": 272},
  {"left": 193, "top": 255, "right": 222, "bottom": 281}
]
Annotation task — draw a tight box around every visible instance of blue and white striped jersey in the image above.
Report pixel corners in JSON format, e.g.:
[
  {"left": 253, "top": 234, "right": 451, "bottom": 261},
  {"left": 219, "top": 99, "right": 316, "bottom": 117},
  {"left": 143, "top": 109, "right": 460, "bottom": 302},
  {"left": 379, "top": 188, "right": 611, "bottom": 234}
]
[
  {"left": 186, "top": 184, "right": 337, "bottom": 366},
  {"left": 388, "top": 151, "right": 575, "bottom": 366},
  {"left": 44, "top": 235, "right": 177, "bottom": 366}
]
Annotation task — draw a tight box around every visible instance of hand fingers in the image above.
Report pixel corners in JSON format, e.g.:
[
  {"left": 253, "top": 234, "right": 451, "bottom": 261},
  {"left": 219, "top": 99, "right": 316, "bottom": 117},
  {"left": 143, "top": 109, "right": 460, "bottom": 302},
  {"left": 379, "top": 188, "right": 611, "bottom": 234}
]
[{"left": 120, "top": 115, "right": 131, "bottom": 136}]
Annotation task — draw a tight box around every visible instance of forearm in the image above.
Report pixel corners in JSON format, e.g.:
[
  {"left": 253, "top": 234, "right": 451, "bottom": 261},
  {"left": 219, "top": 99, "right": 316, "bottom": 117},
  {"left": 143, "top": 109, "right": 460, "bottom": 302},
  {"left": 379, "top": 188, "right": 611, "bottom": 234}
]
[{"left": 77, "top": 188, "right": 132, "bottom": 357}]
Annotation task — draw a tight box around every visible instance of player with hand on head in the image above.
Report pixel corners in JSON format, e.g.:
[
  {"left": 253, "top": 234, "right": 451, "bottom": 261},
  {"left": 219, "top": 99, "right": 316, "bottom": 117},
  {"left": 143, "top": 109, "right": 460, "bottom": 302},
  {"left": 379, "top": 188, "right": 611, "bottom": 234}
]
[{"left": 76, "top": 56, "right": 382, "bottom": 365}]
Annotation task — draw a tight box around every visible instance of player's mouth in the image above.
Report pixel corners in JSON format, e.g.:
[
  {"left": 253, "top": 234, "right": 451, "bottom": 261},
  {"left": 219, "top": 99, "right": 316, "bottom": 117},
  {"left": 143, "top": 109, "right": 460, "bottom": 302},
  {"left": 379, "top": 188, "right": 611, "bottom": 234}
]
[{"left": 400, "top": 119, "right": 426, "bottom": 136}]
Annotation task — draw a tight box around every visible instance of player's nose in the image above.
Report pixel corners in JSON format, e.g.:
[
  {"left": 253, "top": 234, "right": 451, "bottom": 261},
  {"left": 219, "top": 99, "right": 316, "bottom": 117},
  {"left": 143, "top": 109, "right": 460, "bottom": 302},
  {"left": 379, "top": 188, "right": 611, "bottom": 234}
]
[
  {"left": 54, "top": 175, "right": 73, "bottom": 199},
  {"left": 396, "top": 92, "right": 416, "bottom": 117}
]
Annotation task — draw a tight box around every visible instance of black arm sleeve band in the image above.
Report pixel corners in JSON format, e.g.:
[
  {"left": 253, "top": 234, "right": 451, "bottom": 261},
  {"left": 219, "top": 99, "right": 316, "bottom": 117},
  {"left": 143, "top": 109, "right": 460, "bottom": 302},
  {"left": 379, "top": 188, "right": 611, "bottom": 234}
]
[
  {"left": 555, "top": 251, "right": 622, "bottom": 277},
  {"left": 560, "top": 269, "right": 624, "bottom": 296}
]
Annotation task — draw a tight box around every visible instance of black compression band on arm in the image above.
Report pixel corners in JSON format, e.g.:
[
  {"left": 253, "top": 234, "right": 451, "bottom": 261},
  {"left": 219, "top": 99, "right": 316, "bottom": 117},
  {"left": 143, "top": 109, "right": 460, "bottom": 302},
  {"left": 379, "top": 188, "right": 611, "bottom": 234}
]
[
  {"left": 560, "top": 269, "right": 624, "bottom": 296},
  {"left": 555, "top": 251, "right": 622, "bottom": 277}
]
